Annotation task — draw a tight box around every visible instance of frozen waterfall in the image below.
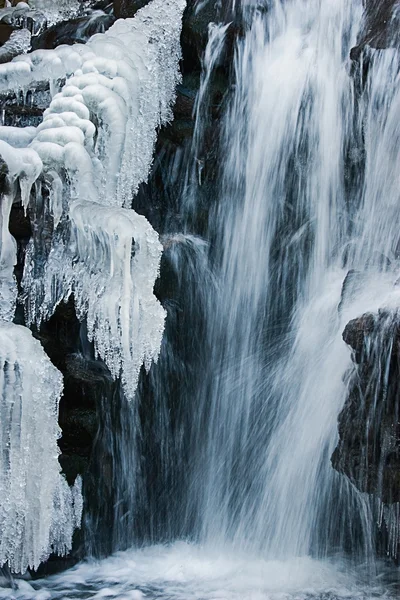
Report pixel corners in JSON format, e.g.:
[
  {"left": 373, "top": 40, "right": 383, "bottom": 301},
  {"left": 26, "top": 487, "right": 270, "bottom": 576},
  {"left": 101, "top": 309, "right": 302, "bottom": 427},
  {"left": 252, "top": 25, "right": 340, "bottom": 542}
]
[{"left": 0, "top": 0, "right": 185, "bottom": 574}]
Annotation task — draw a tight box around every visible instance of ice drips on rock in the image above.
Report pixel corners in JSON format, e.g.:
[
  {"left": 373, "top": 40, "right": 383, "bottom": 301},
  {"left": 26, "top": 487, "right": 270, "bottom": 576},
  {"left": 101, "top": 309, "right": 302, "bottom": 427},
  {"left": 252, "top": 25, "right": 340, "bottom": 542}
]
[
  {"left": 19, "top": 0, "right": 185, "bottom": 397},
  {"left": 0, "top": 322, "right": 82, "bottom": 574},
  {"left": 0, "top": 139, "right": 41, "bottom": 321}
]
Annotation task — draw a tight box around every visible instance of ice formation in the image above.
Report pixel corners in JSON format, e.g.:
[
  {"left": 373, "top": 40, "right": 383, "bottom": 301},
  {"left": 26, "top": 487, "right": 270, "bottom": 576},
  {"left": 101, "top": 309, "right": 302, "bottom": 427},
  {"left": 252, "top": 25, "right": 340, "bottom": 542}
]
[
  {"left": 0, "top": 4, "right": 47, "bottom": 36},
  {"left": 0, "top": 29, "right": 31, "bottom": 65},
  {"left": 0, "top": 0, "right": 185, "bottom": 572},
  {"left": 19, "top": 0, "right": 185, "bottom": 398},
  {"left": 0, "top": 322, "right": 82, "bottom": 573},
  {"left": 0, "top": 140, "right": 80, "bottom": 574},
  {"left": 27, "top": 0, "right": 81, "bottom": 27},
  {"left": 0, "top": 139, "right": 41, "bottom": 320},
  {"left": 0, "top": 0, "right": 185, "bottom": 397}
]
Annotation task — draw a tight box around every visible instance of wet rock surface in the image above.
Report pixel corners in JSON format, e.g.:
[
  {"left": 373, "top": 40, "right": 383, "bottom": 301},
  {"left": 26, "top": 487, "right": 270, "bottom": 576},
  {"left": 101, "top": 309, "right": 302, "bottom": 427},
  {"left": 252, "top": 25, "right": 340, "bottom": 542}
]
[
  {"left": 113, "top": 0, "right": 150, "bottom": 18},
  {"left": 31, "top": 10, "right": 115, "bottom": 50},
  {"left": 332, "top": 310, "right": 400, "bottom": 505},
  {"left": 351, "top": 0, "right": 400, "bottom": 60}
]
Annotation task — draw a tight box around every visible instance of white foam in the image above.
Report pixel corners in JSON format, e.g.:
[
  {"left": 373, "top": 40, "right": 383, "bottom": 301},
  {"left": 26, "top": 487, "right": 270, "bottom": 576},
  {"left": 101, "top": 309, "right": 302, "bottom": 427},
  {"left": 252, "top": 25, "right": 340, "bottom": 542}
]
[{"left": 3, "top": 542, "right": 397, "bottom": 599}]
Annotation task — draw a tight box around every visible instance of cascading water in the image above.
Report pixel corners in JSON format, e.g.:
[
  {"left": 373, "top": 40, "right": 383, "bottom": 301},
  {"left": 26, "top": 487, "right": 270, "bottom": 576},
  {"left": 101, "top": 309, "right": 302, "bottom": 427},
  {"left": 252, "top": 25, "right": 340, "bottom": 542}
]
[
  {"left": 1, "top": 0, "right": 400, "bottom": 598},
  {"left": 184, "top": 0, "right": 373, "bottom": 557}
]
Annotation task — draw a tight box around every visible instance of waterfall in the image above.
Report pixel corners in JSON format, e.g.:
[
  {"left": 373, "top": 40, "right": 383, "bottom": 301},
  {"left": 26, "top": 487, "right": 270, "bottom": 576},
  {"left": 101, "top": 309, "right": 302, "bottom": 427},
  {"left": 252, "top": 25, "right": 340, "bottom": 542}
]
[
  {"left": 168, "top": 0, "right": 400, "bottom": 563},
  {"left": 126, "top": 0, "right": 400, "bottom": 566},
  {"left": 1, "top": 0, "right": 400, "bottom": 595},
  {"left": 181, "top": 0, "right": 366, "bottom": 554}
]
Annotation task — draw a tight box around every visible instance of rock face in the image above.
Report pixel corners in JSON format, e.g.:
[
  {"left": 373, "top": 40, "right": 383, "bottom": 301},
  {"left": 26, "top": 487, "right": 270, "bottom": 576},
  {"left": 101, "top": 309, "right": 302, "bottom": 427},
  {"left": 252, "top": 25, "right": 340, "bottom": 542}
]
[
  {"left": 351, "top": 0, "right": 400, "bottom": 59},
  {"left": 31, "top": 11, "right": 115, "bottom": 50},
  {"left": 332, "top": 310, "right": 400, "bottom": 505}
]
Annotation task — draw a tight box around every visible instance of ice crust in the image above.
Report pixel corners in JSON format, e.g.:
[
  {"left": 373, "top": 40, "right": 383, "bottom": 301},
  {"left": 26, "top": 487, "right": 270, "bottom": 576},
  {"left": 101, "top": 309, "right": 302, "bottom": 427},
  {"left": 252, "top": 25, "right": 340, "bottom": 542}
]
[
  {"left": 0, "top": 321, "right": 82, "bottom": 573},
  {"left": 0, "top": 0, "right": 185, "bottom": 201},
  {"left": 0, "top": 29, "right": 31, "bottom": 65},
  {"left": 0, "top": 5, "right": 47, "bottom": 36}
]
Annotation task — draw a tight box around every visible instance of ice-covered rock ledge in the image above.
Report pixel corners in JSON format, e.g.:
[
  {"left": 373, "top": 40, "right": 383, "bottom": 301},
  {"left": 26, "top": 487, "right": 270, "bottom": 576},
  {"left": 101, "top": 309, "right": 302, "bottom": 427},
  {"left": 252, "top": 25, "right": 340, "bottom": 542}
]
[
  {"left": 1, "top": 0, "right": 185, "bottom": 398},
  {"left": 0, "top": 0, "right": 186, "bottom": 573}
]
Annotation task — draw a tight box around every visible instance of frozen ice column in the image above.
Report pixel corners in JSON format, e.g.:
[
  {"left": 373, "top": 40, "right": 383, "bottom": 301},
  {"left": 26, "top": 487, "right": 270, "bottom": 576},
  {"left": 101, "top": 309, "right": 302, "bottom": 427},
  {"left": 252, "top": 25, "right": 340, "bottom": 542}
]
[{"left": 0, "top": 322, "right": 82, "bottom": 574}]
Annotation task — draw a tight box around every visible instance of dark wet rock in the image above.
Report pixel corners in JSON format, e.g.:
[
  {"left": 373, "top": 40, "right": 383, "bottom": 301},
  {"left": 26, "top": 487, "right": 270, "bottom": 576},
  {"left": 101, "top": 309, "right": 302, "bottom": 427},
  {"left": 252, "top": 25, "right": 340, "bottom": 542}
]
[
  {"left": 9, "top": 204, "right": 32, "bottom": 239},
  {"left": 180, "top": 0, "right": 236, "bottom": 73},
  {"left": 159, "top": 67, "right": 228, "bottom": 147},
  {"left": 174, "top": 73, "right": 199, "bottom": 118},
  {"left": 350, "top": 0, "right": 400, "bottom": 61},
  {"left": 31, "top": 10, "right": 115, "bottom": 50},
  {"left": 29, "top": 554, "right": 79, "bottom": 579},
  {"left": 0, "top": 22, "right": 13, "bottom": 44},
  {"left": 341, "top": 310, "right": 376, "bottom": 360},
  {"left": 59, "top": 408, "right": 98, "bottom": 455},
  {"left": 65, "top": 352, "right": 112, "bottom": 384},
  {"left": 59, "top": 453, "right": 90, "bottom": 486},
  {"left": 113, "top": 0, "right": 150, "bottom": 19},
  {"left": 332, "top": 310, "right": 400, "bottom": 505},
  {"left": 0, "top": 154, "right": 8, "bottom": 188},
  {"left": 93, "top": 0, "right": 113, "bottom": 11}
]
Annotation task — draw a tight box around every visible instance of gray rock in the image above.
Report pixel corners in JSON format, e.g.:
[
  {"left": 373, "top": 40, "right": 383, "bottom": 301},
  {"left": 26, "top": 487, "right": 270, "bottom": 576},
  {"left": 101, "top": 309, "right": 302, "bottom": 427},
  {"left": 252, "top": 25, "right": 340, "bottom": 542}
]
[{"left": 31, "top": 10, "right": 115, "bottom": 50}]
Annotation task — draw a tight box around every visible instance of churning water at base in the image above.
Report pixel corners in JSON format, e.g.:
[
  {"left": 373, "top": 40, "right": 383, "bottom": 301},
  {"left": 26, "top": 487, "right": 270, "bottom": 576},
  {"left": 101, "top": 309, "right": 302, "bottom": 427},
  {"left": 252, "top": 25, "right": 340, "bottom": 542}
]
[{"left": 1, "top": 543, "right": 399, "bottom": 600}]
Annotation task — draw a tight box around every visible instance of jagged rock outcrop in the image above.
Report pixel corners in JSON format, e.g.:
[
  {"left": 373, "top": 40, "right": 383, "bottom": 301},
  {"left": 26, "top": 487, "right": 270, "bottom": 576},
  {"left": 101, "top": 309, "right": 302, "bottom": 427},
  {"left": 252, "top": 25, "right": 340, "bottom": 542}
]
[
  {"left": 351, "top": 0, "right": 400, "bottom": 59},
  {"left": 332, "top": 310, "right": 400, "bottom": 505}
]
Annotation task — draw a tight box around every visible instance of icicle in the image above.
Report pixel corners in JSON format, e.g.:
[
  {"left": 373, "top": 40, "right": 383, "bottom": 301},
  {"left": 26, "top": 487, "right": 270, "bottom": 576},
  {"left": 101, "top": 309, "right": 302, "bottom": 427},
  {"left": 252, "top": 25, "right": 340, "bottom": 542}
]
[
  {"left": 0, "top": 322, "right": 81, "bottom": 574},
  {"left": 0, "top": 140, "right": 42, "bottom": 320},
  {"left": 20, "top": 0, "right": 185, "bottom": 399}
]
